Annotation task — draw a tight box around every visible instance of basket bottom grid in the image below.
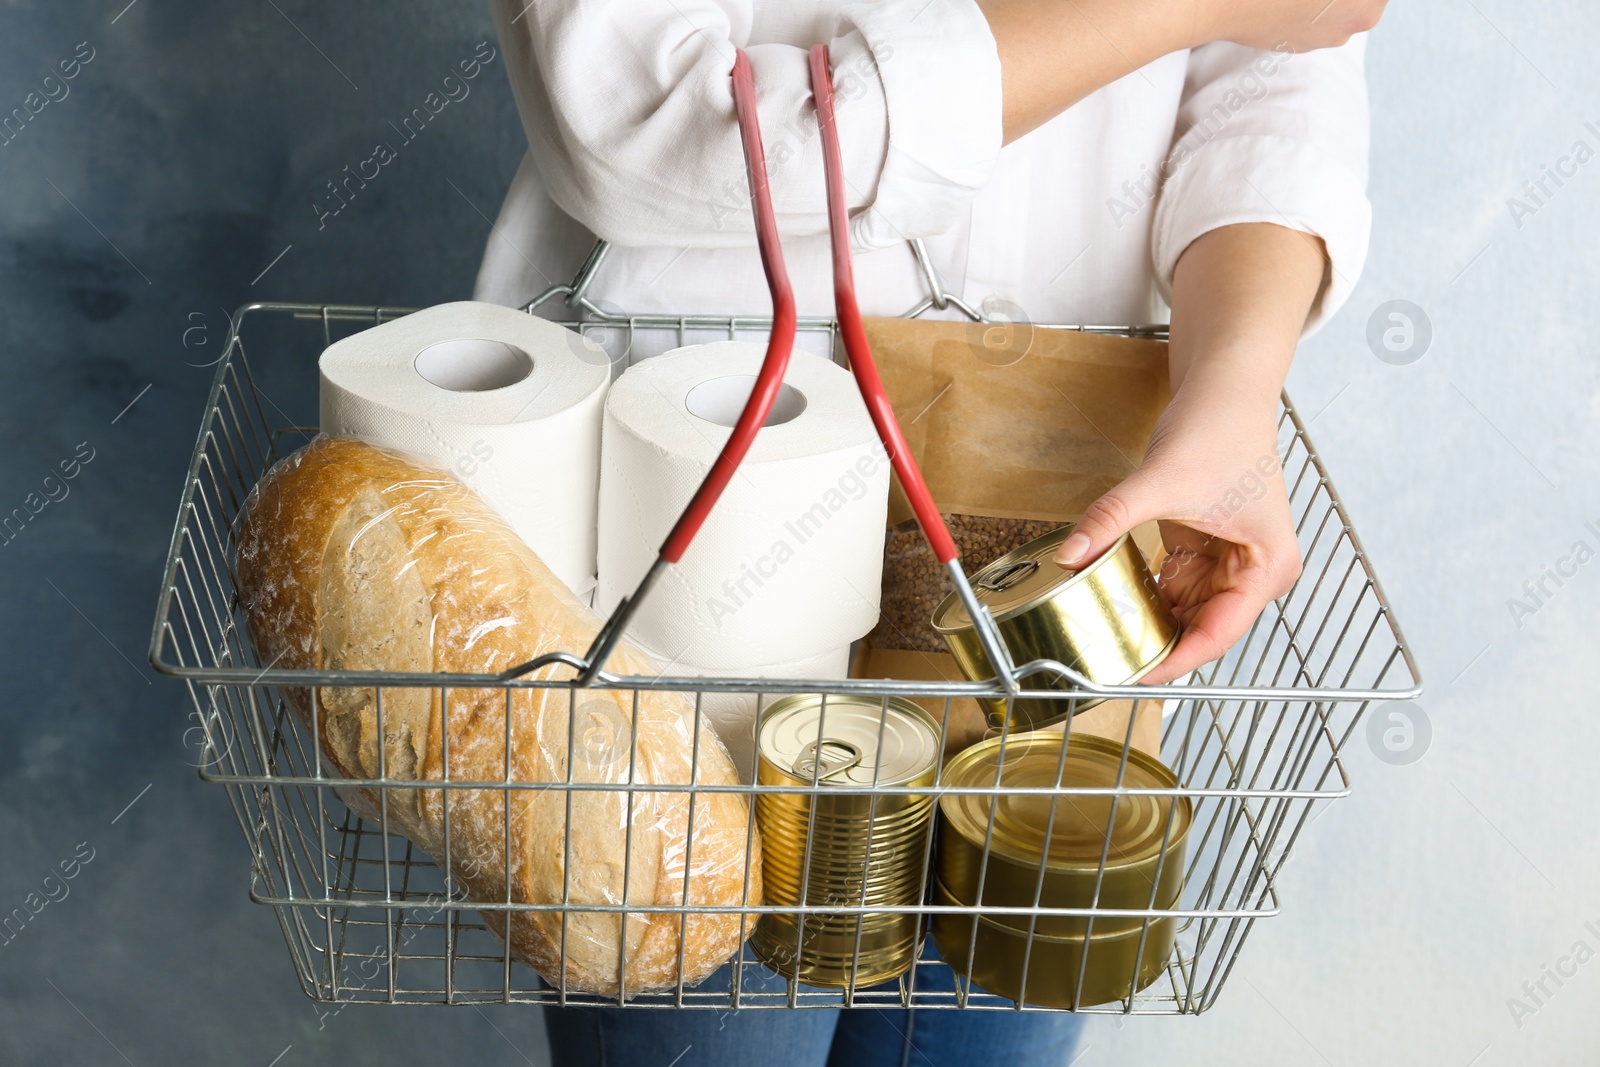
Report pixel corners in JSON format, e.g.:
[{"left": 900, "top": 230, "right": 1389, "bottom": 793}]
[
  {"left": 305, "top": 904, "right": 1203, "bottom": 1012},
  {"left": 246, "top": 803, "right": 1283, "bottom": 1014},
  {"left": 204, "top": 672, "right": 1365, "bottom": 1015}
]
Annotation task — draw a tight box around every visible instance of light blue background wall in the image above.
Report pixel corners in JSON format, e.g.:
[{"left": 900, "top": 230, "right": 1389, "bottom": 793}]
[
  {"left": 0, "top": 3, "right": 546, "bottom": 1064},
  {"left": 1104, "top": 4, "right": 1600, "bottom": 1065},
  {"left": 0, "top": 2, "right": 1594, "bottom": 1065}
]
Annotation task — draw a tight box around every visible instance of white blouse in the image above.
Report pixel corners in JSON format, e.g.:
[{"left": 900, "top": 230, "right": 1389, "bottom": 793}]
[{"left": 472, "top": 0, "right": 1370, "bottom": 337}]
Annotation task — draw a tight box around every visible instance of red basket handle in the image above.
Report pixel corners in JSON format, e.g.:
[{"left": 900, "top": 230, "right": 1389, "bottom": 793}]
[
  {"left": 564, "top": 46, "right": 1015, "bottom": 688},
  {"left": 570, "top": 49, "right": 797, "bottom": 682},
  {"left": 805, "top": 44, "right": 1016, "bottom": 690},
  {"left": 661, "top": 52, "right": 798, "bottom": 563},
  {"left": 805, "top": 44, "right": 958, "bottom": 565}
]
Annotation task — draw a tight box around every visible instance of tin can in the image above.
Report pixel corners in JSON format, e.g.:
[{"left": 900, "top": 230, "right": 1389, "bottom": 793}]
[
  {"left": 751, "top": 694, "right": 940, "bottom": 988},
  {"left": 930, "top": 878, "right": 1177, "bottom": 1008},
  {"left": 932, "top": 525, "right": 1179, "bottom": 731},
  {"left": 933, "top": 731, "right": 1189, "bottom": 1006}
]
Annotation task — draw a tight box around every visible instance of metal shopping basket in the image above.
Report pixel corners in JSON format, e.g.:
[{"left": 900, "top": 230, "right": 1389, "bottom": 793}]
[{"left": 148, "top": 47, "right": 1422, "bottom": 1015}]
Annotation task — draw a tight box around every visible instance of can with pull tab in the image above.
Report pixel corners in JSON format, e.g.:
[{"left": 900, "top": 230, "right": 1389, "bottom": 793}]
[
  {"left": 750, "top": 693, "right": 940, "bottom": 987},
  {"left": 932, "top": 525, "right": 1180, "bottom": 731}
]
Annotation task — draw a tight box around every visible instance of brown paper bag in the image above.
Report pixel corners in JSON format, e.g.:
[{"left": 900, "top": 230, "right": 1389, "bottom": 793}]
[{"left": 847, "top": 316, "right": 1172, "bottom": 758}]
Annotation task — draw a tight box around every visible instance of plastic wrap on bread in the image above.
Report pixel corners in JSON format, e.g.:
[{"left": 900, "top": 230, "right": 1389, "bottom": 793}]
[{"left": 233, "top": 435, "right": 759, "bottom": 996}]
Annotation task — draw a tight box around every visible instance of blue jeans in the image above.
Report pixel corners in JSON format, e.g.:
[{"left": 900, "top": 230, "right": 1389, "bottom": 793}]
[{"left": 543, "top": 956, "right": 1084, "bottom": 1067}]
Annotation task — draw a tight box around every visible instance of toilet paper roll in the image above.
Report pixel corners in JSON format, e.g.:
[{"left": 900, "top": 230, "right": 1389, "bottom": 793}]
[
  {"left": 637, "top": 644, "right": 853, "bottom": 785},
  {"left": 320, "top": 301, "right": 610, "bottom": 595},
  {"left": 598, "top": 342, "right": 890, "bottom": 668}
]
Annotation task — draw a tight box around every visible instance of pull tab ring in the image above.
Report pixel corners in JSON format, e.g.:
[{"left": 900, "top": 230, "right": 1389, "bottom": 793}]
[
  {"left": 978, "top": 558, "right": 1041, "bottom": 592},
  {"left": 792, "top": 738, "right": 862, "bottom": 782}
]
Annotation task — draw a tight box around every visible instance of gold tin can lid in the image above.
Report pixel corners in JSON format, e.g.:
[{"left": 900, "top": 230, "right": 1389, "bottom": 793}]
[
  {"left": 939, "top": 732, "right": 1190, "bottom": 872},
  {"left": 933, "top": 525, "right": 1114, "bottom": 632},
  {"left": 758, "top": 694, "right": 939, "bottom": 788}
]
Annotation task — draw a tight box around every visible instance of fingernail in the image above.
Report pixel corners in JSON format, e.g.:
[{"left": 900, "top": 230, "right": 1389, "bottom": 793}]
[{"left": 1055, "top": 532, "right": 1090, "bottom": 566}]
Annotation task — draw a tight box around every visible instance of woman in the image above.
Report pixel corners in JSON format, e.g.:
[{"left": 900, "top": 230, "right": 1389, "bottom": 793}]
[{"left": 473, "top": 0, "right": 1385, "bottom": 1062}]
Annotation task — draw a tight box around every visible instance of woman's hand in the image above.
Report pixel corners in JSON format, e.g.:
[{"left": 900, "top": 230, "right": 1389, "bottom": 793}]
[
  {"left": 1056, "top": 380, "right": 1300, "bottom": 685},
  {"left": 978, "top": 0, "right": 1388, "bottom": 143},
  {"left": 1053, "top": 223, "right": 1328, "bottom": 685},
  {"left": 1210, "top": 0, "right": 1389, "bottom": 52}
]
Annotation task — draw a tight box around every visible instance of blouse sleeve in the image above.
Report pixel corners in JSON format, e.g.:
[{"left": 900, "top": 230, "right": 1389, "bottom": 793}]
[
  {"left": 1151, "top": 36, "right": 1373, "bottom": 336},
  {"left": 490, "top": 0, "right": 1004, "bottom": 251}
]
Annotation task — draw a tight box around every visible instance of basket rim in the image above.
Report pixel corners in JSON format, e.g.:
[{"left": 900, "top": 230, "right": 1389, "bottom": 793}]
[{"left": 145, "top": 299, "right": 1425, "bottom": 707}]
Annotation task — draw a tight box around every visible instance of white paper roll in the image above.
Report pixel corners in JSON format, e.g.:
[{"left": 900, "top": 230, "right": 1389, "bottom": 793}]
[
  {"left": 320, "top": 301, "right": 610, "bottom": 595},
  {"left": 598, "top": 342, "right": 889, "bottom": 668},
  {"left": 635, "top": 644, "right": 853, "bottom": 785}
]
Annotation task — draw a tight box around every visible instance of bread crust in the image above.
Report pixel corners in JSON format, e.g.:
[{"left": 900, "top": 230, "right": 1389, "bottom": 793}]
[{"left": 236, "top": 436, "right": 758, "bottom": 995}]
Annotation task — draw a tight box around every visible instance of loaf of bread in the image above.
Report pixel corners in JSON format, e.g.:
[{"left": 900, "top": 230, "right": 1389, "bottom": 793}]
[{"left": 235, "top": 435, "right": 759, "bottom": 995}]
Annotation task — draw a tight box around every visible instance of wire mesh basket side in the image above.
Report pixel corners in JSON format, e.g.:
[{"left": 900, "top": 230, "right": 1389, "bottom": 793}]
[{"left": 186, "top": 680, "right": 1350, "bottom": 1013}]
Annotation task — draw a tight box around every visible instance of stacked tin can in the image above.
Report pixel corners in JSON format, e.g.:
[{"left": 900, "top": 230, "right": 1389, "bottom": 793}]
[
  {"left": 932, "top": 731, "right": 1192, "bottom": 1007},
  {"left": 751, "top": 694, "right": 941, "bottom": 987}
]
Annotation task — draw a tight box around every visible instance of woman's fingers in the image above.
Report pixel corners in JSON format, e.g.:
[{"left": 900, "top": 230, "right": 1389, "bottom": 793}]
[
  {"left": 1050, "top": 437, "right": 1304, "bottom": 684},
  {"left": 1139, "top": 584, "right": 1264, "bottom": 684},
  {"left": 1142, "top": 533, "right": 1302, "bottom": 683},
  {"left": 1054, "top": 473, "right": 1165, "bottom": 568}
]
